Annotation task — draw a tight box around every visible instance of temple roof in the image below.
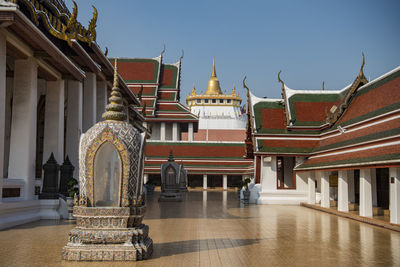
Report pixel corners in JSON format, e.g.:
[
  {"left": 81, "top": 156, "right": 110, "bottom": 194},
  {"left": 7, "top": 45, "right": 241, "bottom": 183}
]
[
  {"left": 250, "top": 62, "right": 400, "bottom": 170},
  {"left": 110, "top": 55, "right": 198, "bottom": 122}
]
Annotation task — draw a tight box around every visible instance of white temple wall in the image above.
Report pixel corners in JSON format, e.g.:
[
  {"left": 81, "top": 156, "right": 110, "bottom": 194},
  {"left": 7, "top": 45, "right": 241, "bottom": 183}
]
[
  {"left": 257, "top": 156, "right": 307, "bottom": 205},
  {"left": 149, "top": 122, "right": 160, "bottom": 140}
]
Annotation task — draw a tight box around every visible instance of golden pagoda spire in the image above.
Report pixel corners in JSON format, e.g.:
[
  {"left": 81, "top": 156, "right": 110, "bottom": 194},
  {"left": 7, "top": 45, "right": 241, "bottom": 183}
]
[
  {"left": 211, "top": 56, "right": 217, "bottom": 77},
  {"left": 102, "top": 59, "right": 127, "bottom": 121},
  {"left": 205, "top": 57, "right": 222, "bottom": 95},
  {"left": 191, "top": 84, "right": 197, "bottom": 95},
  {"left": 232, "top": 84, "right": 237, "bottom": 96}
]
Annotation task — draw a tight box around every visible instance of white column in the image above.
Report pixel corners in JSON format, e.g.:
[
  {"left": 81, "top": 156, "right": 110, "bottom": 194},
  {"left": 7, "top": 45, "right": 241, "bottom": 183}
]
[
  {"left": 160, "top": 122, "right": 166, "bottom": 141},
  {"left": 319, "top": 171, "right": 330, "bottom": 208},
  {"left": 43, "top": 80, "right": 64, "bottom": 164},
  {"left": 96, "top": 81, "right": 107, "bottom": 122},
  {"left": 223, "top": 175, "right": 228, "bottom": 190},
  {"left": 371, "top": 168, "right": 377, "bottom": 206},
  {"left": 0, "top": 37, "right": 4, "bottom": 159},
  {"left": 82, "top": 72, "right": 96, "bottom": 132},
  {"left": 143, "top": 173, "right": 148, "bottom": 184},
  {"left": 66, "top": 80, "right": 83, "bottom": 179},
  {"left": 8, "top": 58, "right": 38, "bottom": 200},
  {"left": 348, "top": 170, "right": 355, "bottom": 203},
  {"left": 359, "top": 168, "right": 373, "bottom": 217},
  {"left": 338, "top": 170, "right": 349, "bottom": 212},
  {"left": 307, "top": 172, "right": 316, "bottom": 204},
  {"left": 389, "top": 167, "right": 400, "bottom": 224},
  {"left": 172, "top": 122, "right": 178, "bottom": 141},
  {"left": 0, "top": 31, "right": 5, "bottom": 201},
  {"left": 188, "top": 122, "right": 194, "bottom": 142},
  {"left": 203, "top": 174, "right": 207, "bottom": 190}
]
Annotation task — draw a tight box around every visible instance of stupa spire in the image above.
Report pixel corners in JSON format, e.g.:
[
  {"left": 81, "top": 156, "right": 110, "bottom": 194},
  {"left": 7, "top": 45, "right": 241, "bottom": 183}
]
[
  {"left": 102, "top": 58, "right": 127, "bottom": 121},
  {"left": 205, "top": 57, "right": 222, "bottom": 95}
]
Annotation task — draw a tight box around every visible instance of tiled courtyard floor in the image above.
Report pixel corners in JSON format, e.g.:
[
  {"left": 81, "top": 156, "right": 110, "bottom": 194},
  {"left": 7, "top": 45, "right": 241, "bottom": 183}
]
[{"left": 0, "top": 191, "right": 399, "bottom": 266}]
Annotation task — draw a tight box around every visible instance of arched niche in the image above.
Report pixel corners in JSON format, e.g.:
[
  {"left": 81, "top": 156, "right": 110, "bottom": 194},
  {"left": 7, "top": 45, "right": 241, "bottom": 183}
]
[
  {"left": 93, "top": 142, "right": 121, "bottom": 207},
  {"left": 165, "top": 166, "right": 176, "bottom": 189}
]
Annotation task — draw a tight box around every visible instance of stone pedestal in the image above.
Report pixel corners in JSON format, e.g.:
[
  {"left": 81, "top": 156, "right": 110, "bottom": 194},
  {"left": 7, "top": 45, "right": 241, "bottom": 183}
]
[
  {"left": 62, "top": 207, "right": 153, "bottom": 261},
  {"left": 39, "top": 199, "right": 60, "bottom": 219}
]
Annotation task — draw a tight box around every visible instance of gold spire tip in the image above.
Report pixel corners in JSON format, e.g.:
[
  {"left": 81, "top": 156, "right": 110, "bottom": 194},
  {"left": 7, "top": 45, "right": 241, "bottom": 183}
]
[{"left": 113, "top": 58, "right": 119, "bottom": 88}]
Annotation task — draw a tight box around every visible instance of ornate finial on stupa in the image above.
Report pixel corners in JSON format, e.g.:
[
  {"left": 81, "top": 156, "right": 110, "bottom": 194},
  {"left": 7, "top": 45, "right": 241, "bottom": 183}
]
[
  {"left": 322, "top": 81, "right": 325, "bottom": 91},
  {"left": 211, "top": 56, "right": 216, "bottom": 77},
  {"left": 102, "top": 58, "right": 127, "bottom": 121}
]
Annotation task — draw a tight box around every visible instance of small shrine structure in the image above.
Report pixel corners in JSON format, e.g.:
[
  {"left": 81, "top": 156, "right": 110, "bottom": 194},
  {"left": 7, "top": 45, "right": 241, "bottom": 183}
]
[
  {"left": 159, "top": 150, "right": 187, "bottom": 201},
  {"left": 62, "top": 60, "right": 152, "bottom": 261}
]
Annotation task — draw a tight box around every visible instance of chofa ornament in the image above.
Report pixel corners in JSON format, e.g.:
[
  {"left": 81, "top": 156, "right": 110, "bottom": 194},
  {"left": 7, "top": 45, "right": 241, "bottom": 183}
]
[{"left": 62, "top": 59, "right": 152, "bottom": 261}]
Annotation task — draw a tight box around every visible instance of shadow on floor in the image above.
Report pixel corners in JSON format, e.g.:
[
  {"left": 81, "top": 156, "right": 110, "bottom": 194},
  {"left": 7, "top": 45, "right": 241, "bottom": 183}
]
[{"left": 151, "top": 238, "right": 261, "bottom": 259}]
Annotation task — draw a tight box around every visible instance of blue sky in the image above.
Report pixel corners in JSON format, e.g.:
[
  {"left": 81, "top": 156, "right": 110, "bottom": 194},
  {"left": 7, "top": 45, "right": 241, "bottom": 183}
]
[{"left": 69, "top": 0, "right": 400, "bottom": 102}]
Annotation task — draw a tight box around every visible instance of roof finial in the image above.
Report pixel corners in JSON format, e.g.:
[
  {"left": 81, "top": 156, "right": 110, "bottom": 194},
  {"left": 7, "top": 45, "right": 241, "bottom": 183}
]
[
  {"left": 102, "top": 59, "right": 127, "bottom": 121},
  {"left": 232, "top": 84, "right": 237, "bottom": 96},
  {"left": 212, "top": 56, "right": 216, "bottom": 77},
  {"left": 179, "top": 49, "right": 184, "bottom": 61},
  {"left": 160, "top": 44, "right": 166, "bottom": 57},
  {"left": 168, "top": 147, "right": 174, "bottom": 162},
  {"left": 322, "top": 81, "right": 325, "bottom": 91},
  {"left": 243, "top": 76, "right": 250, "bottom": 98},
  {"left": 359, "top": 52, "right": 365, "bottom": 78}
]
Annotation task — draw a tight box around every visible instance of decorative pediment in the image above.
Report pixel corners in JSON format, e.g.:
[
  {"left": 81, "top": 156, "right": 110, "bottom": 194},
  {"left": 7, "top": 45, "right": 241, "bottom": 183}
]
[{"left": 326, "top": 53, "right": 368, "bottom": 125}]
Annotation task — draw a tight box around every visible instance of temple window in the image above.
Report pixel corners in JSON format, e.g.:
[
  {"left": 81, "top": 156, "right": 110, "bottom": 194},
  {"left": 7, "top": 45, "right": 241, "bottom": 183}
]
[
  {"left": 94, "top": 142, "right": 121, "bottom": 206},
  {"left": 212, "top": 99, "right": 216, "bottom": 103},
  {"left": 227, "top": 99, "right": 231, "bottom": 104},
  {"left": 196, "top": 99, "right": 201, "bottom": 104},
  {"left": 219, "top": 99, "right": 224, "bottom": 104},
  {"left": 204, "top": 99, "right": 209, "bottom": 103}
]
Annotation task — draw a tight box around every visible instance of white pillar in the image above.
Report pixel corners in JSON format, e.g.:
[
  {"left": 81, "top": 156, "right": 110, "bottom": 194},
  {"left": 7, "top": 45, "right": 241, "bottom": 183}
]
[
  {"left": 188, "top": 122, "right": 194, "bottom": 142},
  {"left": 319, "top": 171, "right": 330, "bottom": 208},
  {"left": 160, "top": 122, "right": 166, "bottom": 141},
  {"left": 348, "top": 170, "right": 355, "bottom": 203},
  {"left": 338, "top": 170, "right": 349, "bottom": 212},
  {"left": 66, "top": 80, "right": 83, "bottom": 179},
  {"left": 359, "top": 169, "right": 373, "bottom": 217},
  {"left": 172, "top": 122, "right": 178, "bottom": 141},
  {"left": 143, "top": 173, "right": 148, "bottom": 184},
  {"left": 223, "top": 175, "right": 228, "bottom": 190},
  {"left": 203, "top": 174, "right": 207, "bottom": 190},
  {"left": 389, "top": 167, "right": 400, "bottom": 224},
  {"left": 43, "top": 80, "right": 64, "bottom": 164},
  {"left": 307, "top": 172, "right": 316, "bottom": 204},
  {"left": 8, "top": 58, "right": 38, "bottom": 200},
  {"left": 82, "top": 72, "right": 96, "bottom": 132},
  {"left": 96, "top": 81, "right": 107, "bottom": 122},
  {"left": 371, "top": 168, "right": 377, "bottom": 206},
  {"left": 0, "top": 31, "right": 5, "bottom": 201}
]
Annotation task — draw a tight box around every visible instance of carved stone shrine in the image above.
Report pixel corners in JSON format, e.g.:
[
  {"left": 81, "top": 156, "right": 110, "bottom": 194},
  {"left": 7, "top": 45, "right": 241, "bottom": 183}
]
[
  {"left": 159, "top": 150, "right": 187, "bottom": 201},
  {"left": 62, "top": 60, "right": 152, "bottom": 261}
]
